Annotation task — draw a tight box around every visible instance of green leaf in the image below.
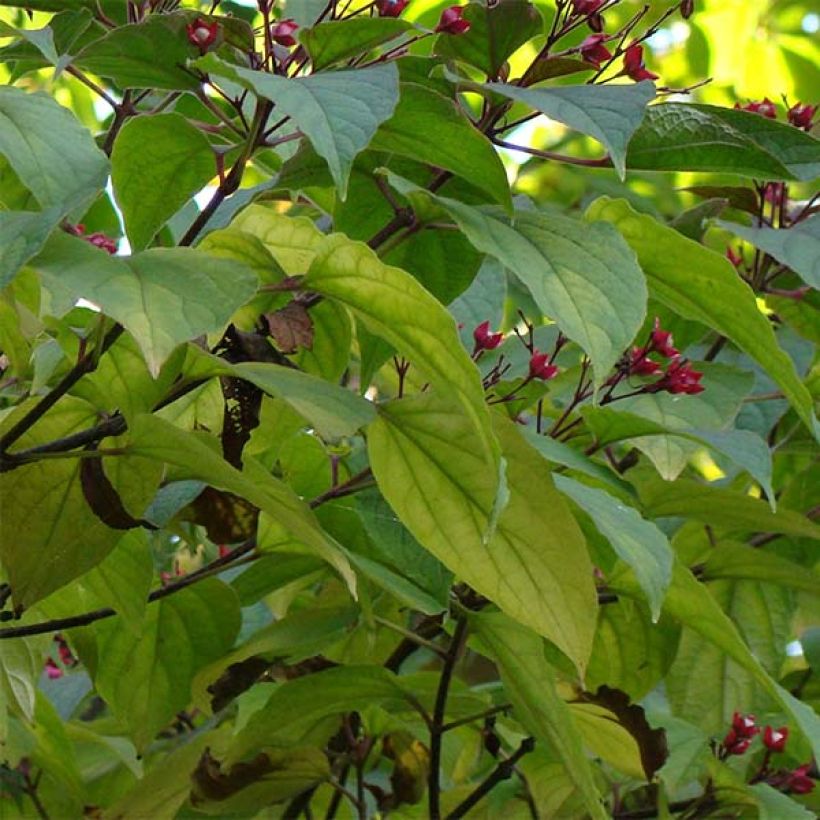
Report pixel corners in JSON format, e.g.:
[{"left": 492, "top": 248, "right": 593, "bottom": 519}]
[
  {"left": 470, "top": 611, "right": 608, "bottom": 820},
  {"left": 611, "top": 562, "right": 820, "bottom": 760},
  {"left": 717, "top": 214, "right": 820, "bottom": 290},
  {"left": 111, "top": 113, "right": 216, "bottom": 251},
  {"left": 32, "top": 233, "right": 259, "bottom": 375},
  {"left": 300, "top": 18, "right": 413, "bottom": 71},
  {"left": 627, "top": 104, "right": 820, "bottom": 181},
  {"left": 702, "top": 541, "right": 820, "bottom": 593},
  {"left": 95, "top": 580, "right": 240, "bottom": 750},
  {"left": 0, "top": 86, "right": 108, "bottom": 210},
  {"left": 227, "top": 666, "right": 416, "bottom": 762},
  {"left": 433, "top": 0, "right": 542, "bottom": 77},
  {"left": 127, "top": 414, "right": 356, "bottom": 592},
  {"left": 638, "top": 478, "right": 820, "bottom": 540},
  {"left": 467, "top": 79, "right": 655, "bottom": 179},
  {"left": 0, "top": 207, "right": 62, "bottom": 288},
  {"left": 554, "top": 475, "right": 673, "bottom": 621},
  {"left": 368, "top": 396, "right": 596, "bottom": 672},
  {"left": 369, "top": 83, "right": 511, "bottom": 210},
  {"left": 587, "top": 197, "right": 819, "bottom": 438},
  {"left": 387, "top": 183, "right": 646, "bottom": 386},
  {"left": 305, "top": 231, "right": 497, "bottom": 463},
  {"left": 0, "top": 397, "right": 162, "bottom": 608},
  {"left": 194, "top": 55, "right": 399, "bottom": 199},
  {"left": 749, "top": 783, "right": 816, "bottom": 820},
  {"left": 0, "top": 635, "right": 48, "bottom": 727},
  {"left": 75, "top": 13, "right": 202, "bottom": 91}
]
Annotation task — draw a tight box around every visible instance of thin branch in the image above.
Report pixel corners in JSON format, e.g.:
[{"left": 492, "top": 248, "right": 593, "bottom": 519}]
[
  {"left": 492, "top": 137, "right": 612, "bottom": 168},
  {"left": 441, "top": 703, "right": 512, "bottom": 733}
]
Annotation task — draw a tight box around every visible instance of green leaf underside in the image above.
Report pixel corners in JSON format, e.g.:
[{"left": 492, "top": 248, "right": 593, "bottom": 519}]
[
  {"left": 0, "top": 207, "right": 63, "bottom": 288},
  {"left": 717, "top": 214, "right": 820, "bottom": 290},
  {"left": 32, "top": 233, "right": 259, "bottom": 375},
  {"left": 587, "top": 197, "right": 819, "bottom": 438},
  {"left": 111, "top": 113, "right": 216, "bottom": 251},
  {"left": 627, "top": 103, "right": 820, "bottom": 180},
  {"left": 470, "top": 611, "right": 608, "bottom": 820},
  {"left": 368, "top": 395, "right": 596, "bottom": 673},
  {"left": 553, "top": 475, "right": 673, "bottom": 621},
  {"left": 194, "top": 54, "right": 400, "bottom": 199}
]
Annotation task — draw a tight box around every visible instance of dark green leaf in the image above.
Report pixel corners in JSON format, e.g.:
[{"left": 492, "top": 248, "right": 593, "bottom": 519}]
[{"left": 300, "top": 18, "right": 413, "bottom": 71}]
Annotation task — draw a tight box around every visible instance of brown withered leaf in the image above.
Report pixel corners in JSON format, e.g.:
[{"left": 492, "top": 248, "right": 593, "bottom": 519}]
[
  {"left": 383, "top": 731, "right": 430, "bottom": 807},
  {"left": 187, "top": 487, "right": 259, "bottom": 544},
  {"left": 192, "top": 749, "right": 274, "bottom": 802},
  {"left": 207, "top": 657, "right": 271, "bottom": 713},
  {"left": 585, "top": 685, "right": 668, "bottom": 780},
  {"left": 265, "top": 302, "right": 314, "bottom": 353}
]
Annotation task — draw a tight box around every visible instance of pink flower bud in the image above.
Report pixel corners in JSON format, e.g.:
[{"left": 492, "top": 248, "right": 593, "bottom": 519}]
[
  {"left": 785, "top": 764, "right": 815, "bottom": 794},
  {"left": 763, "top": 725, "right": 788, "bottom": 753},
  {"left": 376, "top": 0, "right": 410, "bottom": 17},
  {"left": 218, "top": 544, "right": 231, "bottom": 558},
  {"left": 44, "top": 658, "right": 63, "bottom": 680},
  {"left": 473, "top": 320, "right": 504, "bottom": 351},
  {"left": 186, "top": 18, "right": 219, "bottom": 51},
  {"left": 787, "top": 102, "right": 817, "bottom": 131},
  {"left": 85, "top": 232, "right": 118, "bottom": 255},
  {"left": 734, "top": 98, "right": 777, "bottom": 119},
  {"left": 436, "top": 5, "right": 471, "bottom": 35},
  {"left": 650, "top": 317, "right": 679, "bottom": 358},
  {"left": 579, "top": 34, "right": 612, "bottom": 68},
  {"left": 623, "top": 45, "right": 658, "bottom": 82},
  {"left": 271, "top": 19, "right": 299, "bottom": 47},
  {"left": 528, "top": 350, "right": 559, "bottom": 381}
]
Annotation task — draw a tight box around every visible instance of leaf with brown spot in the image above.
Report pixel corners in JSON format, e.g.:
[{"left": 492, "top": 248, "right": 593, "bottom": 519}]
[
  {"left": 265, "top": 302, "right": 314, "bottom": 354},
  {"left": 187, "top": 487, "right": 259, "bottom": 544}
]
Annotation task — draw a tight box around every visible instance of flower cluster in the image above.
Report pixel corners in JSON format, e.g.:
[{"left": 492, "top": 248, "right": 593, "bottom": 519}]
[
  {"left": 722, "top": 711, "right": 759, "bottom": 756},
  {"left": 43, "top": 634, "right": 77, "bottom": 680},
  {"left": 626, "top": 318, "right": 704, "bottom": 395},
  {"left": 735, "top": 98, "right": 817, "bottom": 131}
]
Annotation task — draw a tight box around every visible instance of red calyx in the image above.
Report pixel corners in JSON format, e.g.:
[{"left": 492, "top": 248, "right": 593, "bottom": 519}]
[
  {"left": 86, "top": 232, "right": 118, "bottom": 255},
  {"left": 473, "top": 320, "right": 504, "bottom": 351},
  {"left": 655, "top": 357, "right": 704, "bottom": 395},
  {"left": 579, "top": 34, "right": 612, "bottom": 68},
  {"left": 731, "top": 711, "right": 760, "bottom": 739},
  {"left": 787, "top": 102, "right": 817, "bottom": 131},
  {"left": 629, "top": 347, "right": 661, "bottom": 376},
  {"left": 436, "top": 5, "right": 471, "bottom": 35},
  {"left": 572, "top": 0, "right": 604, "bottom": 13},
  {"left": 623, "top": 44, "right": 658, "bottom": 82},
  {"left": 762, "top": 725, "right": 788, "bottom": 753},
  {"left": 271, "top": 19, "right": 299, "bottom": 47},
  {"left": 376, "top": 0, "right": 410, "bottom": 17},
  {"left": 649, "top": 317, "right": 679, "bottom": 358},
  {"left": 186, "top": 18, "right": 219, "bottom": 51},
  {"left": 734, "top": 98, "right": 777, "bottom": 119},
  {"left": 785, "top": 764, "right": 815, "bottom": 794},
  {"left": 726, "top": 247, "right": 743, "bottom": 267},
  {"left": 528, "top": 350, "right": 559, "bottom": 381}
]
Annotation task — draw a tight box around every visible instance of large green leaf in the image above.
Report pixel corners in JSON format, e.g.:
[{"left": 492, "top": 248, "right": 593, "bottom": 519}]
[
  {"left": 305, "top": 231, "right": 497, "bottom": 462},
  {"left": 127, "top": 414, "right": 356, "bottom": 591},
  {"left": 470, "top": 611, "right": 608, "bottom": 820},
  {"left": 433, "top": 0, "right": 542, "bottom": 77},
  {"left": 587, "top": 197, "right": 818, "bottom": 438},
  {"left": 627, "top": 104, "right": 820, "bottom": 180},
  {"left": 195, "top": 55, "right": 399, "bottom": 199},
  {"left": 610, "top": 562, "right": 820, "bottom": 760},
  {"left": 75, "top": 13, "right": 201, "bottom": 91},
  {"left": 0, "top": 86, "right": 108, "bottom": 210},
  {"left": 387, "top": 182, "right": 645, "bottom": 386},
  {"left": 0, "top": 207, "right": 62, "bottom": 288},
  {"left": 369, "top": 83, "right": 511, "bottom": 210},
  {"left": 32, "top": 233, "right": 259, "bottom": 375},
  {"left": 111, "top": 113, "right": 216, "bottom": 251},
  {"left": 368, "top": 395, "right": 596, "bottom": 672},
  {"left": 0, "top": 634, "right": 48, "bottom": 731},
  {"left": 717, "top": 214, "right": 820, "bottom": 290},
  {"left": 0, "top": 397, "right": 161, "bottom": 608},
  {"left": 300, "top": 17, "right": 413, "bottom": 71},
  {"left": 468, "top": 79, "right": 655, "bottom": 179},
  {"left": 94, "top": 579, "right": 240, "bottom": 750},
  {"left": 553, "top": 475, "right": 673, "bottom": 621}
]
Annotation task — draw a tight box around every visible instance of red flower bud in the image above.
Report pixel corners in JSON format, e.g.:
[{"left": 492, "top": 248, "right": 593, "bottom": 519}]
[
  {"left": 764, "top": 182, "right": 786, "bottom": 207},
  {"left": 726, "top": 247, "right": 743, "bottom": 267},
  {"left": 787, "top": 102, "right": 817, "bottom": 131},
  {"left": 623, "top": 44, "right": 658, "bottom": 82},
  {"left": 579, "top": 34, "right": 612, "bottom": 68},
  {"left": 629, "top": 347, "right": 661, "bottom": 376},
  {"left": 572, "top": 0, "right": 604, "bottom": 13},
  {"left": 587, "top": 11, "right": 604, "bottom": 32},
  {"left": 473, "top": 320, "right": 504, "bottom": 351},
  {"left": 681, "top": 0, "right": 694, "bottom": 19},
  {"left": 731, "top": 711, "right": 759, "bottom": 739},
  {"left": 727, "top": 737, "right": 752, "bottom": 755},
  {"left": 734, "top": 98, "right": 777, "bottom": 119},
  {"left": 528, "top": 350, "right": 559, "bottom": 381},
  {"left": 650, "top": 317, "right": 679, "bottom": 358},
  {"left": 786, "top": 764, "right": 815, "bottom": 795},
  {"left": 436, "top": 5, "right": 471, "bottom": 35},
  {"left": 85, "top": 232, "right": 118, "bottom": 255},
  {"left": 763, "top": 725, "right": 788, "bottom": 753},
  {"left": 376, "top": 0, "right": 410, "bottom": 17},
  {"left": 44, "top": 658, "right": 63, "bottom": 680},
  {"left": 271, "top": 19, "right": 299, "bottom": 47},
  {"left": 218, "top": 544, "right": 231, "bottom": 558},
  {"left": 186, "top": 18, "right": 219, "bottom": 51}
]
